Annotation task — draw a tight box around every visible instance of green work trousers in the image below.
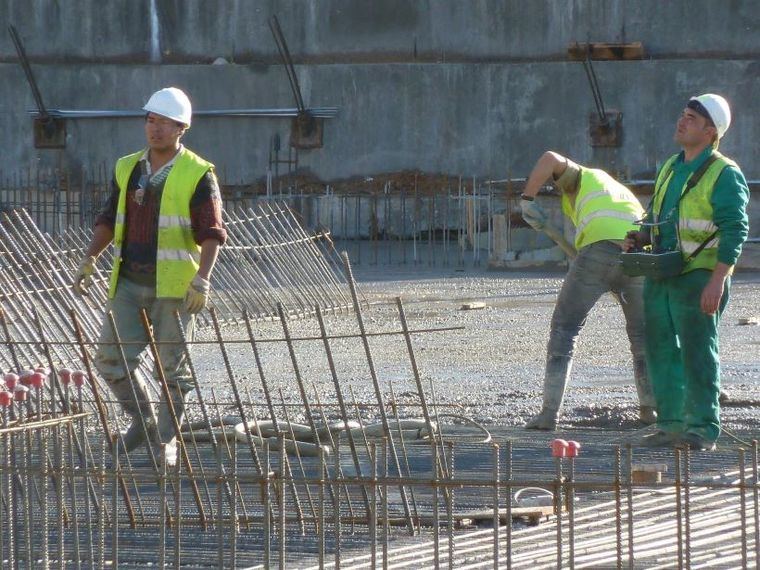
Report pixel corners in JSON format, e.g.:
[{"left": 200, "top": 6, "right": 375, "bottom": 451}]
[{"left": 643, "top": 269, "right": 729, "bottom": 442}]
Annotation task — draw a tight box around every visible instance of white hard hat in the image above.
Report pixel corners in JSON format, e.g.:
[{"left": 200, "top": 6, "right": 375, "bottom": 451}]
[
  {"left": 143, "top": 87, "right": 192, "bottom": 127},
  {"left": 689, "top": 93, "right": 731, "bottom": 139}
]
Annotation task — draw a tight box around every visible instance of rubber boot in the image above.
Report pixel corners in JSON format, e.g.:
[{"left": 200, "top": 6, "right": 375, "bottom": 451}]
[
  {"left": 639, "top": 406, "right": 657, "bottom": 425},
  {"left": 632, "top": 356, "right": 656, "bottom": 408},
  {"left": 108, "top": 374, "right": 157, "bottom": 454},
  {"left": 525, "top": 355, "right": 572, "bottom": 430},
  {"left": 154, "top": 386, "right": 190, "bottom": 468},
  {"left": 525, "top": 407, "right": 559, "bottom": 430}
]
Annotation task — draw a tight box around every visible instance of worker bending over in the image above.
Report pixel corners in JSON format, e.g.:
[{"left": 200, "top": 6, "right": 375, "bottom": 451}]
[
  {"left": 625, "top": 94, "right": 749, "bottom": 451},
  {"left": 73, "top": 87, "right": 226, "bottom": 466},
  {"left": 521, "top": 152, "right": 655, "bottom": 430}
]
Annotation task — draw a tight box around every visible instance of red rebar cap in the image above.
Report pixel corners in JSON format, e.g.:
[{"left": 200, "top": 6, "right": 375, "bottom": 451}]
[
  {"left": 566, "top": 440, "right": 581, "bottom": 458},
  {"left": 72, "top": 370, "right": 86, "bottom": 388},
  {"left": 551, "top": 438, "right": 569, "bottom": 458},
  {"left": 19, "top": 370, "right": 34, "bottom": 385},
  {"left": 4, "top": 373, "right": 19, "bottom": 390},
  {"left": 58, "top": 368, "right": 72, "bottom": 386},
  {"left": 29, "top": 372, "right": 46, "bottom": 389},
  {"left": 13, "top": 385, "right": 29, "bottom": 401},
  {"left": 35, "top": 367, "right": 48, "bottom": 376},
  {"left": 0, "top": 391, "right": 12, "bottom": 407}
]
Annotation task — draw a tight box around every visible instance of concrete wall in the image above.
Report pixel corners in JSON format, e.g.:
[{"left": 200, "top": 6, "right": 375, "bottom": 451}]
[{"left": 1, "top": 1, "right": 759, "bottom": 187}]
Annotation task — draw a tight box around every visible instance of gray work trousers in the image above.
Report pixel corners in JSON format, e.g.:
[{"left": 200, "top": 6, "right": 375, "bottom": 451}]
[
  {"left": 545, "top": 240, "right": 654, "bottom": 410},
  {"left": 94, "top": 277, "right": 196, "bottom": 412}
]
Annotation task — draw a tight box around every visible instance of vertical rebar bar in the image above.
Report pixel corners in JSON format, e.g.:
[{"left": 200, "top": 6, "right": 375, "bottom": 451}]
[
  {"left": 263, "top": 442, "right": 271, "bottom": 569},
  {"left": 278, "top": 433, "right": 286, "bottom": 570},
  {"left": 159, "top": 444, "right": 167, "bottom": 570},
  {"left": 382, "top": 437, "right": 389, "bottom": 570},
  {"left": 554, "top": 451, "right": 563, "bottom": 570},
  {"left": 675, "top": 447, "right": 683, "bottom": 570},
  {"left": 492, "top": 443, "right": 500, "bottom": 569},
  {"left": 615, "top": 445, "right": 622, "bottom": 570},
  {"left": 753, "top": 440, "right": 759, "bottom": 566},
  {"left": 626, "top": 444, "right": 634, "bottom": 570},
  {"left": 370, "top": 441, "right": 377, "bottom": 569},
  {"left": 446, "top": 441, "right": 454, "bottom": 570},
  {"left": 739, "top": 447, "right": 747, "bottom": 569},
  {"left": 318, "top": 447, "right": 326, "bottom": 570},
  {"left": 333, "top": 437, "right": 341, "bottom": 570},
  {"left": 111, "top": 438, "right": 119, "bottom": 570},
  {"left": 341, "top": 253, "right": 414, "bottom": 534},
  {"left": 230, "top": 438, "right": 238, "bottom": 569}
]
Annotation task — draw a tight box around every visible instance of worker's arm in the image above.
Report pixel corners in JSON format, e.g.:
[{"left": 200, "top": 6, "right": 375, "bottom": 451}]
[
  {"left": 522, "top": 151, "right": 570, "bottom": 198},
  {"left": 184, "top": 172, "right": 226, "bottom": 313},
  {"left": 701, "top": 166, "right": 749, "bottom": 315},
  {"left": 85, "top": 224, "right": 115, "bottom": 258},
  {"left": 196, "top": 239, "right": 221, "bottom": 281}
]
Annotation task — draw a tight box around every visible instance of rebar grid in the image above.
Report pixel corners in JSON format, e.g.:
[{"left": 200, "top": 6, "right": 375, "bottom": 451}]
[
  {"left": 1, "top": 294, "right": 758, "bottom": 568},
  {"left": 0, "top": 204, "right": 357, "bottom": 416},
  {"left": 0, "top": 415, "right": 757, "bottom": 569}
]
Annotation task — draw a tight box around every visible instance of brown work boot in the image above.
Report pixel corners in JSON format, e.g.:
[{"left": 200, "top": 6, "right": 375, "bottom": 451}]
[
  {"left": 639, "top": 406, "right": 657, "bottom": 425},
  {"left": 525, "top": 407, "right": 559, "bottom": 431}
]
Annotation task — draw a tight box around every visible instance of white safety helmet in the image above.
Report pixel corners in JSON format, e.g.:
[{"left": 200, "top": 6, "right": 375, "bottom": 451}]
[
  {"left": 143, "top": 87, "right": 192, "bottom": 127},
  {"left": 689, "top": 93, "right": 731, "bottom": 139}
]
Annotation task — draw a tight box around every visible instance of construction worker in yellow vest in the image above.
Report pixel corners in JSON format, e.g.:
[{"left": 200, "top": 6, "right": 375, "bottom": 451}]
[
  {"left": 520, "top": 151, "right": 656, "bottom": 430},
  {"left": 72, "top": 87, "right": 227, "bottom": 466},
  {"left": 625, "top": 94, "right": 749, "bottom": 452}
]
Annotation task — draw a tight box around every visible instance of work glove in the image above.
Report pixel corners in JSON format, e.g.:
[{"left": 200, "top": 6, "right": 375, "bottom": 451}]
[
  {"left": 184, "top": 274, "right": 211, "bottom": 314},
  {"left": 73, "top": 256, "right": 97, "bottom": 296},
  {"left": 520, "top": 199, "right": 547, "bottom": 231}
]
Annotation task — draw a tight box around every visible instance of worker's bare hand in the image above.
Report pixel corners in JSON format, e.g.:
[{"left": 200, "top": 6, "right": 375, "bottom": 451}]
[
  {"left": 623, "top": 230, "right": 649, "bottom": 252},
  {"left": 700, "top": 274, "right": 725, "bottom": 315}
]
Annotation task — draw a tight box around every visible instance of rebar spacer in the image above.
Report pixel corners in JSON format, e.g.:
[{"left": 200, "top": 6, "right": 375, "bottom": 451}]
[
  {"left": 567, "top": 440, "right": 581, "bottom": 458},
  {"left": 13, "top": 385, "right": 29, "bottom": 401},
  {"left": 551, "top": 438, "right": 569, "bottom": 458},
  {"left": 58, "top": 369, "right": 72, "bottom": 386},
  {"left": 4, "top": 373, "right": 19, "bottom": 390},
  {"left": 0, "top": 391, "right": 12, "bottom": 407},
  {"left": 72, "top": 370, "right": 86, "bottom": 388},
  {"left": 29, "top": 372, "right": 45, "bottom": 389}
]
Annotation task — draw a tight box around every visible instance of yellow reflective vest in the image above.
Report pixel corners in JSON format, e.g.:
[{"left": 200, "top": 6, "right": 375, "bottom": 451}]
[
  {"left": 650, "top": 150, "right": 735, "bottom": 273},
  {"left": 561, "top": 167, "right": 643, "bottom": 250},
  {"left": 110, "top": 147, "right": 214, "bottom": 298}
]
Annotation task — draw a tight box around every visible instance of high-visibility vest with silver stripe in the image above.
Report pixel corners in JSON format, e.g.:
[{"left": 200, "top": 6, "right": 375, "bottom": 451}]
[
  {"left": 651, "top": 151, "right": 735, "bottom": 273},
  {"left": 110, "top": 147, "right": 214, "bottom": 298},
  {"left": 561, "top": 168, "right": 644, "bottom": 250}
]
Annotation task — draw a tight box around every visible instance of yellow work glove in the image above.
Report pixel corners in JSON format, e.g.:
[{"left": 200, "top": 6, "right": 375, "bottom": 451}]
[
  {"left": 73, "top": 256, "right": 97, "bottom": 296},
  {"left": 184, "top": 275, "right": 211, "bottom": 314}
]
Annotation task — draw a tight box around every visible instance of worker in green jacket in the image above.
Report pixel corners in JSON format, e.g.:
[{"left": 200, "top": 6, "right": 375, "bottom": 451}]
[{"left": 624, "top": 94, "right": 749, "bottom": 451}]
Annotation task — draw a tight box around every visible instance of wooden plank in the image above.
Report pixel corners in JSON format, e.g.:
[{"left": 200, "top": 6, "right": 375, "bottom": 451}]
[{"left": 568, "top": 41, "right": 645, "bottom": 61}]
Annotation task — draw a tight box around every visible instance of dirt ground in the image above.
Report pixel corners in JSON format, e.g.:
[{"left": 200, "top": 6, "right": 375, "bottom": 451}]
[{"left": 196, "top": 265, "right": 760, "bottom": 437}]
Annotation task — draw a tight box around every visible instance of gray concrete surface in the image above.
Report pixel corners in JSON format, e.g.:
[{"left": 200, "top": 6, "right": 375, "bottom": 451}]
[
  {"left": 194, "top": 266, "right": 760, "bottom": 440},
  {"left": 1, "top": 1, "right": 759, "bottom": 183}
]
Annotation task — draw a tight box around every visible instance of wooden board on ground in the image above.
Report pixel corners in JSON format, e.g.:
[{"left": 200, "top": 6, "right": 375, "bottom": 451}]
[{"left": 568, "top": 41, "right": 645, "bottom": 61}]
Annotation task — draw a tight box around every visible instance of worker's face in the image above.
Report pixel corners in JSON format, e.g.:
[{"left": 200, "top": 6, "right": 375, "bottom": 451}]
[
  {"left": 145, "top": 113, "right": 186, "bottom": 152},
  {"left": 674, "top": 107, "right": 716, "bottom": 148}
]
